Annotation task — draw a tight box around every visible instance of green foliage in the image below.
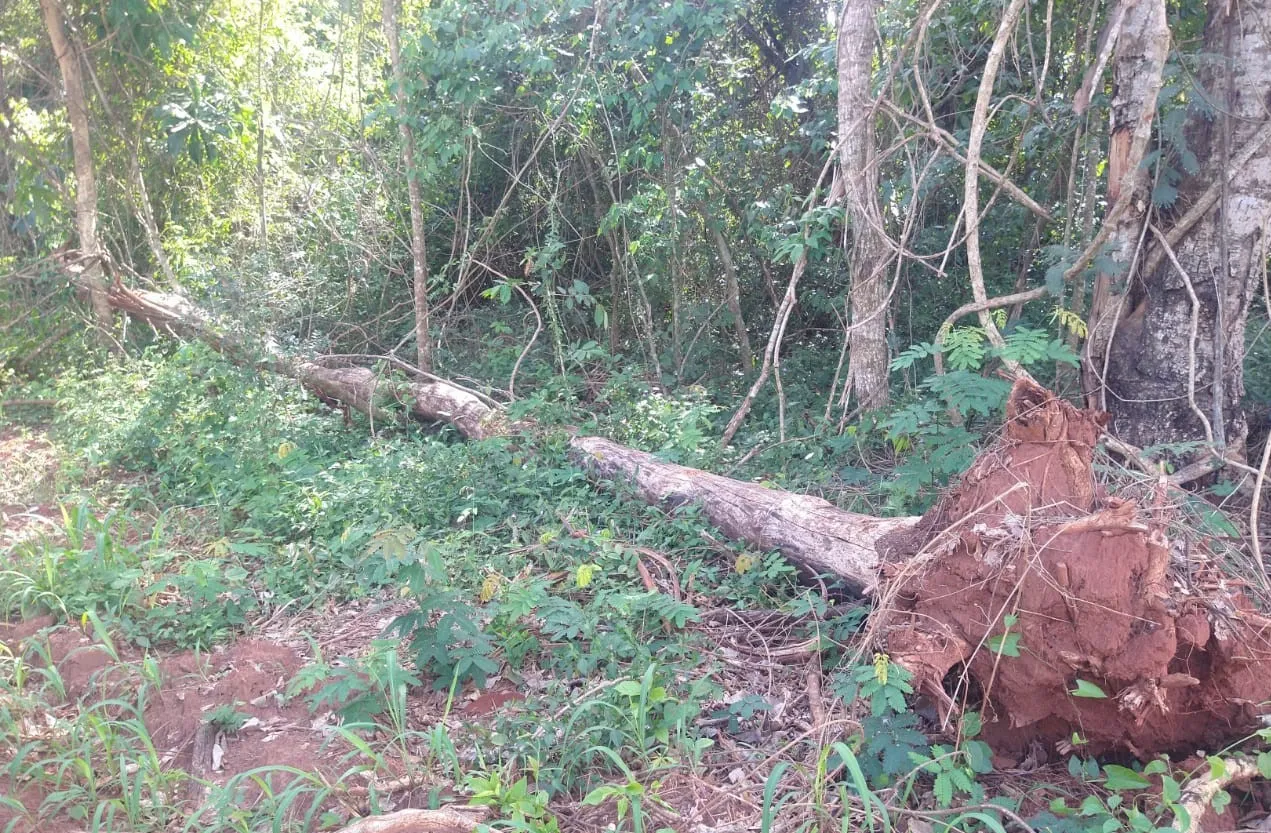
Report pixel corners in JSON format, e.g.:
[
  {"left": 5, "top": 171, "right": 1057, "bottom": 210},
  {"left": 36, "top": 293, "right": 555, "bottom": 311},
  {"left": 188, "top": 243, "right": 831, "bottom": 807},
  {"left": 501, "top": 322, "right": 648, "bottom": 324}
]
[
  {"left": 1, "top": 499, "right": 255, "bottom": 649},
  {"left": 877, "top": 324, "right": 1081, "bottom": 512},
  {"left": 394, "top": 590, "right": 501, "bottom": 691},
  {"left": 831, "top": 655, "right": 914, "bottom": 718},
  {"left": 6, "top": 0, "right": 1268, "bottom": 824},
  {"left": 606, "top": 389, "right": 725, "bottom": 465},
  {"left": 466, "top": 770, "right": 560, "bottom": 832},
  {"left": 204, "top": 703, "right": 251, "bottom": 733}
]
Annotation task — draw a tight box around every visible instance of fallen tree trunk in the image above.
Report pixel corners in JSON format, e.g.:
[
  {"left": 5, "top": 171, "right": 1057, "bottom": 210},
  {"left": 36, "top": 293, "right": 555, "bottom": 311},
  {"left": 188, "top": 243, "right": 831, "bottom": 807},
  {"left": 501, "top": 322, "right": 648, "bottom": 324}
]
[
  {"left": 106, "top": 284, "right": 508, "bottom": 440},
  {"left": 570, "top": 435, "right": 917, "bottom": 594},
  {"left": 103, "top": 282, "right": 907, "bottom": 588}
]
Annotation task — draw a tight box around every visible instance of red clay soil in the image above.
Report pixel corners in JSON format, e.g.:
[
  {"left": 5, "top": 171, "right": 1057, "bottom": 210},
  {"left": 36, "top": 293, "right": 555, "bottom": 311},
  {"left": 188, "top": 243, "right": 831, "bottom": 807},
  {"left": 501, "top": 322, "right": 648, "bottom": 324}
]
[
  {"left": 0, "top": 619, "right": 351, "bottom": 832},
  {"left": 877, "top": 379, "right": 1271, "bottom": 756}
]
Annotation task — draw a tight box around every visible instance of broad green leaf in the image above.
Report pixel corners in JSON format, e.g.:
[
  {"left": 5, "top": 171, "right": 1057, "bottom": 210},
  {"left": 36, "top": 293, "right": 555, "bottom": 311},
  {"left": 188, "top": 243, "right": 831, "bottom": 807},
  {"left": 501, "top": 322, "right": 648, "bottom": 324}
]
[{"left": 1071, "top": 679, "right": 1108, "bottom": 699}]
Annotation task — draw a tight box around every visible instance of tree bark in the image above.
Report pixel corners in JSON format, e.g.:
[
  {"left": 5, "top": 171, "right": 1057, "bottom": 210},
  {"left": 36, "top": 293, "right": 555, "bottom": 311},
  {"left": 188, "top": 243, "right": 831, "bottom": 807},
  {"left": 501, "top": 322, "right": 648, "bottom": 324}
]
[
  {"left": 836, "top": 0, "right": 891, "bottom": 410},
  {"left": 1098, "top": 0, "right": 1270, "bottom": 456},
  {"left": 1082, "top": 0, "right": 1169, "bottom": 412},
  {"left": 332, "top": 807, "right": 488, "bottom": 833},
  {"left": 382, "top": 0, "right": 432, "bottom": 372},
  {"left": 708, "top": 223, "right": 754, "bottom": 371},
  {"left": 38, "top": 0, "right": 112, "bottom": 339},
  {"left": 571, "top": 435, "right": 917, "bottom": 594}
]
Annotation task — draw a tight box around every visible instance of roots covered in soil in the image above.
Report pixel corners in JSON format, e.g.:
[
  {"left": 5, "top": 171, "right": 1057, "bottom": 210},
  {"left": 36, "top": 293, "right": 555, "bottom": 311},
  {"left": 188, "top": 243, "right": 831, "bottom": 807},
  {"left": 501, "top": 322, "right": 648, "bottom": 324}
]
[{"left": 877, "top": 378, "right": 1271, "bottom": 756}]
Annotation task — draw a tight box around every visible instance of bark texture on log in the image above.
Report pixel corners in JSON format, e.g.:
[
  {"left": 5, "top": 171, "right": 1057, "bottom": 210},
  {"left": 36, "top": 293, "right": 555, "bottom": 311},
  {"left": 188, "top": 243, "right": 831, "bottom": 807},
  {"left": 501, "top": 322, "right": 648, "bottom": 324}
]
[
  {"left": 334, "top": 807, "right": 488, "bottom": 833},
  {"left": 571, "top": 435, "right": 917, "bottom": 594}
]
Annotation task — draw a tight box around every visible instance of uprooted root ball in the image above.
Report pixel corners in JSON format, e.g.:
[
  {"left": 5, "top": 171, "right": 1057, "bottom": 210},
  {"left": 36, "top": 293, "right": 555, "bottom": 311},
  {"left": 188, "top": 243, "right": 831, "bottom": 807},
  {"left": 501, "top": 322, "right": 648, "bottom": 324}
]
[{"left": 876, "top": 378, "right": 1271, "bottom": 757}]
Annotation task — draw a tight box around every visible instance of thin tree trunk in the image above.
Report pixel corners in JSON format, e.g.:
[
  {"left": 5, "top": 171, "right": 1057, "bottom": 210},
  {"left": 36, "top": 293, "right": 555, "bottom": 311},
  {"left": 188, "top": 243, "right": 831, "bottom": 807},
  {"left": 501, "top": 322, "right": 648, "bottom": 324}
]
[
  {"left": 958, "top": 0, "right": 1029, "bottom": 358},
  {"left": 256, "top": 0, "right": 268, "bottom": 244},
  {"left": 720, "top": 249, "right": 807, "bottom": 447},
  {"left": 708, "top": 223, "right": 754, "bottom": 371},
  {"left": 382, "top": 0, "right": 432, "bottom": 372},
  {"left": 836, "top": 0, "right": 891, "bottom": 410},
  {"left": 662, "top": 128, "right": 684, "bottom": 376},
  {"left": 582, "top": 154, "right": 624, "bottom": 356},
  {"left": 38, "top": 0, "right": 112, "bottom": 340},
  {"left": 129, "top": 150, "right": 177, "bottom": 288}
]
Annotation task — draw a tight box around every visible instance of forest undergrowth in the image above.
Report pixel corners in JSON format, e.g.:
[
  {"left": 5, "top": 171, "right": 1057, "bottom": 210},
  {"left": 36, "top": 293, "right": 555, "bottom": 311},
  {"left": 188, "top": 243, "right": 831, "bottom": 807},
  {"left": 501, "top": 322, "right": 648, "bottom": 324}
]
[{"left": 3, "top": 342, "right": 1270, "bottom": 833}]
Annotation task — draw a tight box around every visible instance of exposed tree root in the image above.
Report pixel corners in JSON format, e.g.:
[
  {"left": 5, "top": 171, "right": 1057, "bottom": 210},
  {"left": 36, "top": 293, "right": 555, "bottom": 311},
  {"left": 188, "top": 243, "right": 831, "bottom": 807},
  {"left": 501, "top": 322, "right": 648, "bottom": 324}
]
[{"left": 874, "top": 378, "right": 1271, "bottom": 755}]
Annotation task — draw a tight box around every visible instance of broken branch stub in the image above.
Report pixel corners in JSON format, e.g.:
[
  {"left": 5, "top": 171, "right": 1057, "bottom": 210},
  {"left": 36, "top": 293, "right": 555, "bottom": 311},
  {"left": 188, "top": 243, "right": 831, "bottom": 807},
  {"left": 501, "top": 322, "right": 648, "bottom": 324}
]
[
  {"left": 570, "top": 435, "right": 918, "bottom": 594},
  {"left": 876, "top": 378, "right": 1271, "bottom": 756}
]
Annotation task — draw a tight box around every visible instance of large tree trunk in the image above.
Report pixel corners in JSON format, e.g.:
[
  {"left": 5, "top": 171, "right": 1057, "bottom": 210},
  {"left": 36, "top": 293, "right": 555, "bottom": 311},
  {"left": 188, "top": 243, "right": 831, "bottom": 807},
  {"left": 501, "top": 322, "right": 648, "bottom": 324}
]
[
  {"left": 382, "top": 0, "right": 432, "bottom": 373},
  {"left": 836, "top": 0, "right": 892, "bottom": 411},
  {"left": 39, "top": 0, "right": 112, "bottom": 340},
  {"left": 572, "top": 435, "right": 917, "bottom": 594},
  {"left": 1096, "top": 0, "right": 1271, "bottom": 455}
]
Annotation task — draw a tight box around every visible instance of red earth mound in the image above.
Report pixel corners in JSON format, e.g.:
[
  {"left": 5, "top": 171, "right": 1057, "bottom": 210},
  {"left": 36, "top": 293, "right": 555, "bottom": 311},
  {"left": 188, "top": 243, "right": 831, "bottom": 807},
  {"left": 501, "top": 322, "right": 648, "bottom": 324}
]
[{"left": 878, "top": 379, "right": 1271, "bottom": 756}]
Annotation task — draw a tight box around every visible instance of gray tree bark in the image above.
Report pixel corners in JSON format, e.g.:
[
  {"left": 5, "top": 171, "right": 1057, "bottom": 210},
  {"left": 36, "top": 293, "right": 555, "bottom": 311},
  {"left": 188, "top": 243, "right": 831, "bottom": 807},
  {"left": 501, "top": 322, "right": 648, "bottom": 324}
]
[
  {"left": 382, "top": 0, "right": 432, "bottom": 372},
  {"left": 836, "top": 0, "right": 892, "bottom": 411},
  {"left": 39, "top": 0, "right": 112, "bottom": 340},
  {"left": 1098, "top": 0, "right": 1271, "bottom": 456}
]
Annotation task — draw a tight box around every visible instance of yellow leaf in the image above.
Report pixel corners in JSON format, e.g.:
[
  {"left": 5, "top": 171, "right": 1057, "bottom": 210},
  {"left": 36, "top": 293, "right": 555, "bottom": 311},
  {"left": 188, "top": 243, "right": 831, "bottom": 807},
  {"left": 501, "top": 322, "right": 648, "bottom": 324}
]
[
  {"left": 873, "top": 653, "right": 890, "bottom": 685},
  {"left": 735, "top": 554, "right": 756, "bottom": 574},
  {"left": 479, "top": 573, "right": 502, "bottom": 603},
  {"left": 576, "top": 563, "right": 597, "bottom": 588},
  {"left": 277, "top": 441, "right": 297, "bottom": 460}
]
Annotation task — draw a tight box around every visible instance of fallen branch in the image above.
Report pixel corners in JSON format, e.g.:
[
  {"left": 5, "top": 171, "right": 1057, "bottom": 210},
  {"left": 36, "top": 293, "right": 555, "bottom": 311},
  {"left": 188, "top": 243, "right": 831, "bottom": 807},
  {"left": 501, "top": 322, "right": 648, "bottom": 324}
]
[
  {"left": 333, "top": 807, "right": 490, "bottom": 833},
  {"left": 105, "top": 283, "right": 510, "bottom": 440},
  {"left": 1175, "top": 759, "right": 1262, "bottom": 833}
]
